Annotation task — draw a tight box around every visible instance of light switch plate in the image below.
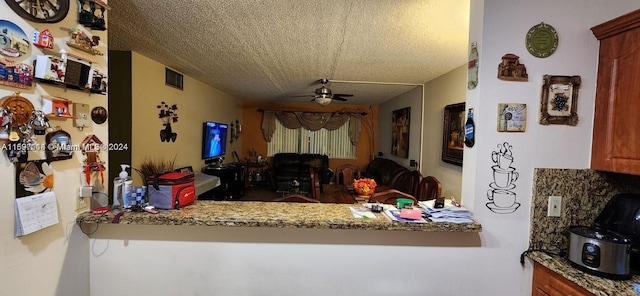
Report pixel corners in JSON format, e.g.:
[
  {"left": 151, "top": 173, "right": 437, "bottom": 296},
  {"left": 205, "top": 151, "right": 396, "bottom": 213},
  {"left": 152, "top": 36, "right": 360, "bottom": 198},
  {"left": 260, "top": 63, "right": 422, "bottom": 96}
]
[{"left": 73, "top": 103, "right": 91, "bottom": 129}]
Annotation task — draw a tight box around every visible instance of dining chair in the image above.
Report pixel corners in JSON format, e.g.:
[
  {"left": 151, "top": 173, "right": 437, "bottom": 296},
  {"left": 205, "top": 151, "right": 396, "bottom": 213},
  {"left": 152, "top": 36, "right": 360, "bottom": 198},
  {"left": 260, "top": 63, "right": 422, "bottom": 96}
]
[
  {"left": 334, "top": 164, "right": 361, "bottom": 185},
  {"left": 309, "top": 168, "right": 321, "bottom": 200},
  {"left": 407, "top": 170, "right": 422, "bottom": 197},
  {"left": 417, "top": 175, "right": 442, "bottom": 201},
  {"left": 273, "top": 194, "right": 321, "bottom": 203},
  {"left": 368, "top": 189, "right": 418, "bottom": 206}
]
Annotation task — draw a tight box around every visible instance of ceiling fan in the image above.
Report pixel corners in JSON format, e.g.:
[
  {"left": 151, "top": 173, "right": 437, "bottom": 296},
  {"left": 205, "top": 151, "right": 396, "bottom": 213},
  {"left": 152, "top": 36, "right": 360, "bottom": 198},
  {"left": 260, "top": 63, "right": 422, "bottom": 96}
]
[{"left": 295, "top": 79, "right": 353, "bottom": 106}]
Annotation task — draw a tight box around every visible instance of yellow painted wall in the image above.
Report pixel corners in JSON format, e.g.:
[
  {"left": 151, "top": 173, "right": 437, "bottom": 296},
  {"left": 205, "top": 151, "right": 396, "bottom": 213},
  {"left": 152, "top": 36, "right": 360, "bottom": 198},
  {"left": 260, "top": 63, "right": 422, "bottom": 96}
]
[
  {"left": 1, "top": 1, "right": 108, "bottom": 294},
  {"left": 422, "top": 64, "right": 466, "bottom": 200},
  {"left": 241, "top": 101, "right": 377, "bottom": 174},
  {"left": 131, "top": 52, "right": 242, "bottom": 184}
]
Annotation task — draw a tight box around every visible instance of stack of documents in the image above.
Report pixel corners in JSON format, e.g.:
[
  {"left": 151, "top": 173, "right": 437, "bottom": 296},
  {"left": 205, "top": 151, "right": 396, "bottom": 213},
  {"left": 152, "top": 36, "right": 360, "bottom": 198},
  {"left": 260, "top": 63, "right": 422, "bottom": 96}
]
[
  {"left": 418, "top": 200, "right": 475, "bottom": 223},
  {"left": 378, "top": 206, "right": 428, "bottom": 223},
  {"left": 349, "top": 206, "right": 377, "bottom": 219}
]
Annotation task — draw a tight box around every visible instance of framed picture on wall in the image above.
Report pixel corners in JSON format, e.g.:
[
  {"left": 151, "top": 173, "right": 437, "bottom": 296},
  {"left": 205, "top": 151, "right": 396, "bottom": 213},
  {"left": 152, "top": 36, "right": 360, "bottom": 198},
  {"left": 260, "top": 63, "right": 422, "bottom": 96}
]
[
  {"left": 539, "top": 75, "right": 581, "bottom": 126},
  {"left": 442, "top": 102, "right": 465, "bottom": 166},
  {"left": 391, "top": 107, "right": 410, "bottom": 158}
]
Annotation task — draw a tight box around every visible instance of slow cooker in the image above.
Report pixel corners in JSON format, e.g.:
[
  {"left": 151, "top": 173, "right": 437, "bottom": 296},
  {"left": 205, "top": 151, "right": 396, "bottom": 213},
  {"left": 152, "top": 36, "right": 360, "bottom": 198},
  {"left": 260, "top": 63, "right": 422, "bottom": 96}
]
[{"left": 567, "top": 226, "right": 632, "bottom": 280}]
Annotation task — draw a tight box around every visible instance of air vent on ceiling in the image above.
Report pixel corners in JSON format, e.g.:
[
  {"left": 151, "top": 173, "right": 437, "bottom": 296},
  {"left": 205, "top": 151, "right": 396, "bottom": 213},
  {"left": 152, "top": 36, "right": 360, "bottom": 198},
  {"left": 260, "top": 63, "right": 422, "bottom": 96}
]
[{"left": 165, "top": 68, "right": 183, "bottom": 90}]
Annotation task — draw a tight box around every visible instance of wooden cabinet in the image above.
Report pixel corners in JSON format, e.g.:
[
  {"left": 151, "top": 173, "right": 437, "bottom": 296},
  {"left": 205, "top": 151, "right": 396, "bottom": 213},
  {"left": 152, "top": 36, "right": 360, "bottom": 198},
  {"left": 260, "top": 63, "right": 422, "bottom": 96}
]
[
  {"left": 590, "top": 9, "right": 640, "bottom": 175},
  {"left": 532, "top": 262, "right": 593, "bottom": 296}
]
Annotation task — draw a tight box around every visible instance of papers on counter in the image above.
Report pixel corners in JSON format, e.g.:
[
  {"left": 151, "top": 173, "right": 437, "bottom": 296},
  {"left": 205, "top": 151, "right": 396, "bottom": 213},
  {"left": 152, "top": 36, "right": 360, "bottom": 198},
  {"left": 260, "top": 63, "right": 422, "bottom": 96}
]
[
  {"left": 418, "top": 200, "right": 475, "bottom": 223},
  {"left": 349, "top": 206, "right": 377, "bottom": 219}
]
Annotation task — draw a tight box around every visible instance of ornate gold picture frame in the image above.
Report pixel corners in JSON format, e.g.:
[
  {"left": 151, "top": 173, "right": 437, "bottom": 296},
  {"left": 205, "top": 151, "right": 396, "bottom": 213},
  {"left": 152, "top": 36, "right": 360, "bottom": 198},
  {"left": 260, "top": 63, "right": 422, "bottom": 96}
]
[{"left": 539, "top": 75, "right": 581, "bottom": 126}]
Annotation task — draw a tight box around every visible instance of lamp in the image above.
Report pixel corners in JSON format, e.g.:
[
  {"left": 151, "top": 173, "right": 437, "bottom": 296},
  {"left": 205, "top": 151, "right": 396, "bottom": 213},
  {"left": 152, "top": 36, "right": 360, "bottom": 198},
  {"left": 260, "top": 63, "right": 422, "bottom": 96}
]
[{"left": 315, "top": 95, "right": 332, "bottom": 107}]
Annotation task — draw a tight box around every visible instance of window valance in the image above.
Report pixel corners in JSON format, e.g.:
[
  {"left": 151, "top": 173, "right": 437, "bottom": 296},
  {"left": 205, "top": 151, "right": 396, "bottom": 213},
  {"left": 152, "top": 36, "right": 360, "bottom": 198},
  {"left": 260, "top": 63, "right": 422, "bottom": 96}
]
[{"left": 260, "top": 109, "right": 365, "bottom": 146}]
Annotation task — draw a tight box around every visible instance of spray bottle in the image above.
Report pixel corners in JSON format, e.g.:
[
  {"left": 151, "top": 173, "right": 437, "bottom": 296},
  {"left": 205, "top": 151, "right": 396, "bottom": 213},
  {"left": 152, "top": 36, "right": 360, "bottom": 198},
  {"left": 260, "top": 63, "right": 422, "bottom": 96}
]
[{"left": 113, "top": 164, "right": 132, "bottom": 209}]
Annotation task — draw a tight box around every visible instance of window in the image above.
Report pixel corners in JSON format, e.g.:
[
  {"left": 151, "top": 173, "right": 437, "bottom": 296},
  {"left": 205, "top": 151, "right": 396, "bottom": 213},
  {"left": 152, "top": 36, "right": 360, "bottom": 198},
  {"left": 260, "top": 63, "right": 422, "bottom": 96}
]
[{"left": 267, "top": 119, "right": 355, "bottom": 159}]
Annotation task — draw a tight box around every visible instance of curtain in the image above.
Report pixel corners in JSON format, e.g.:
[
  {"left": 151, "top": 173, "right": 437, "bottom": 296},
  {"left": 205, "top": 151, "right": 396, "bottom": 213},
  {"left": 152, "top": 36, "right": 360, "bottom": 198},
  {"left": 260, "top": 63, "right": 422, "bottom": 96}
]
[{"left": 261, "top": 110, "right": 362, "bottom": 145}]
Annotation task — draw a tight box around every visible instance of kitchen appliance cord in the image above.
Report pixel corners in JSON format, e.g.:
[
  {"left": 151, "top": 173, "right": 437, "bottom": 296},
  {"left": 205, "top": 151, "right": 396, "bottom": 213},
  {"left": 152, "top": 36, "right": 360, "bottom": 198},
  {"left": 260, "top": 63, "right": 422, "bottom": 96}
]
[{"left": 520, "top": 249, "right": 565, "bottom": 267}]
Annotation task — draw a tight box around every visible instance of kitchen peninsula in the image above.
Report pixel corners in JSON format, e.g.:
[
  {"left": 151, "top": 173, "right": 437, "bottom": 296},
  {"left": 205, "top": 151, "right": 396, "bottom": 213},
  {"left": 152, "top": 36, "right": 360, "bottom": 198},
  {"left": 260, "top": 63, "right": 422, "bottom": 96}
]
[{"left": 76, "top": 201, "right": 482, "bottom": 232}]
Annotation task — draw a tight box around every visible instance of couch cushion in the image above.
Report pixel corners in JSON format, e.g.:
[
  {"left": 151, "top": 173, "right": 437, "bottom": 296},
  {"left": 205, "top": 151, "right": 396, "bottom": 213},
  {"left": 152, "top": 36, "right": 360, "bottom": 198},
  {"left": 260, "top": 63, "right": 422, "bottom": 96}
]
[{"left": 273, "top": 153, "right": 301, "bottom": 167}]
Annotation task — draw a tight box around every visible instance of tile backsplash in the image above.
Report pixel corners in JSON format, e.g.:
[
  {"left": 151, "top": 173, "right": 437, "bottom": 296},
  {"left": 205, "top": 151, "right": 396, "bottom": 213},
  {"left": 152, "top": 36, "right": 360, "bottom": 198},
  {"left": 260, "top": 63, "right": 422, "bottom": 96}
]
[{"left": 529, "top": 168, "right": 640, "bottom": 252}]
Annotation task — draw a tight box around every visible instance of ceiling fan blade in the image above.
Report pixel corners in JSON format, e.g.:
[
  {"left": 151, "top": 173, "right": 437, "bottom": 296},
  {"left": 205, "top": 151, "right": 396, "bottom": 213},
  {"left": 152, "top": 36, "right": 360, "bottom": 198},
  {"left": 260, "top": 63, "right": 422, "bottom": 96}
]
[
  {"left": 333, "top": 93, "right": 353, "bottom": 97},
  {"left": 292, "top": 95, "right": 316, "bottom": 97},
  {"left": 333, "top": 96, "right": 348, "bottom": 101}
]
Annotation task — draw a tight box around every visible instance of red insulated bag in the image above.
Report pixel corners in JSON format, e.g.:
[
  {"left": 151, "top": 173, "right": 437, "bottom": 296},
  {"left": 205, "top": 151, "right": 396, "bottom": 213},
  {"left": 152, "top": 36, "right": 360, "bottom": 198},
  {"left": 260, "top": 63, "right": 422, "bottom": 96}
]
[{"left": 147, "top": 172, "right": 196, "bottom": 209}]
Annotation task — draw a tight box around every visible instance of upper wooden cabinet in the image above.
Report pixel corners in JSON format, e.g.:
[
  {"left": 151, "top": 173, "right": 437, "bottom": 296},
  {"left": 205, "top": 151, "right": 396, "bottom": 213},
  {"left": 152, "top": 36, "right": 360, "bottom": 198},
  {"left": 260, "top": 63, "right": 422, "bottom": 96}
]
[{"left": 591, "top": 9, "right": 640, "bottom": 175}]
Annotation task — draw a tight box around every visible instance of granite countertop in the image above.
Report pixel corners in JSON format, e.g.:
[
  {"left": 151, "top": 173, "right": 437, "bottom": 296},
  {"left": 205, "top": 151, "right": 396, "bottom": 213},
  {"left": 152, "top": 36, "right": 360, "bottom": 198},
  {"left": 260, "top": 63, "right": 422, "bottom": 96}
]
[
  {"left": 76, "top": 201, "right": 482, "bottom": 232},
  {"left": 527, "top": 251, "right": 639, "bottom": 296}
]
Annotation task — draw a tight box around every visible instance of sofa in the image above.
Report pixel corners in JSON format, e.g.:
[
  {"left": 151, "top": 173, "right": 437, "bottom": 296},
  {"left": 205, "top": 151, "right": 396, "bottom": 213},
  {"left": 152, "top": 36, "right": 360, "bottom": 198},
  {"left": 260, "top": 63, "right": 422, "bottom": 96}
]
[
  {"left": 362, "top": 158, "right": 412, "bottom": 193},
  {"left": 265, "top": 153, "right": 333, "bottom": 191}
]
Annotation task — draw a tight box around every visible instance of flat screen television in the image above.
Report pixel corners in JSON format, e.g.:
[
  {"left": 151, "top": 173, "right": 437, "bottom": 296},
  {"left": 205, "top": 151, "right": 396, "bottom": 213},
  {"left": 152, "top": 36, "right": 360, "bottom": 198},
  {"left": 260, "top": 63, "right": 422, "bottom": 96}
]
[{"left": 202, "top": 121, "right": 228, "bottom": 160}]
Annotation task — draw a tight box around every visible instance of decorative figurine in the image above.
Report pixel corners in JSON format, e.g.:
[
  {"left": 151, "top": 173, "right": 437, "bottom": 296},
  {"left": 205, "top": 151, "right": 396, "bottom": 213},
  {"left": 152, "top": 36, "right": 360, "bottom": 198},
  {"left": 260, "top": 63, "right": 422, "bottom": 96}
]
[
  {"left": 78, "top": 0, "right": 111, "bottom": 31},
  {"left": 81, "top": 134, "right": 105, "bottom": 184},
  {"left": 33, "top": 29, "right": 54, "bottom": 49},
  {"left": 0, "top": 58, "right": 33, "bottom": 89},
  {"left": 65, "top": 27, "right": 103, "bottom": 55},
  {"left": 497, "top": 53, "right": 528, "bottom": 81}
]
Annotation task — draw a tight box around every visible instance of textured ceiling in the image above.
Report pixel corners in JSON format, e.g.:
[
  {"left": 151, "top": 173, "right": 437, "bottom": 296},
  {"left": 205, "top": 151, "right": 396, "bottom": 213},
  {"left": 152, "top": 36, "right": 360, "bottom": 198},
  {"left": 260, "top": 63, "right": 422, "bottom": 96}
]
[{"left": 108, "top": 0, "right": 470, "bottom": 105}]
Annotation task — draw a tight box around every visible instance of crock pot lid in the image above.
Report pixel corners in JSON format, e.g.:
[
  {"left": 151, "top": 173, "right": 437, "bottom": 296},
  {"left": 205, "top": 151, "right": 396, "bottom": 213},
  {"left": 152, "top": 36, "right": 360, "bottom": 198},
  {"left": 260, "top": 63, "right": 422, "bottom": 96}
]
[{"left": 569, "top": 226, "right": 632, "bottom": 243}]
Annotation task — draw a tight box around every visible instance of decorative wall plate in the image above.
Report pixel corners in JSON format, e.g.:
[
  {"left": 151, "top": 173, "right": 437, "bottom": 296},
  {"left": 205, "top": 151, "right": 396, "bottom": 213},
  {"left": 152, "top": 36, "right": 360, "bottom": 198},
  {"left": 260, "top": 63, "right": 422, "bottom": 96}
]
[
  {"left": 0, "top": 92, "right": 34, "bottom": 125},
  {"left": 0, "top": 20, "right": 31, "bottom": 58},
  {"left": 91, "top": 106, "right": 107, "bottom": 124},
  {"left": 526, "top": 22, "right": 558, "bottom": 58}
]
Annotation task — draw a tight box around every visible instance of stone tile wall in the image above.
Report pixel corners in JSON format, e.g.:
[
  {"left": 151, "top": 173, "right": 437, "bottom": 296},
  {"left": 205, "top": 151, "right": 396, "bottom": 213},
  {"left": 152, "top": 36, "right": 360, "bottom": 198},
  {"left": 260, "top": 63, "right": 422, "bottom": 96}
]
[{"left": 529, "top": 168, "right": 640, "bottom": 252}]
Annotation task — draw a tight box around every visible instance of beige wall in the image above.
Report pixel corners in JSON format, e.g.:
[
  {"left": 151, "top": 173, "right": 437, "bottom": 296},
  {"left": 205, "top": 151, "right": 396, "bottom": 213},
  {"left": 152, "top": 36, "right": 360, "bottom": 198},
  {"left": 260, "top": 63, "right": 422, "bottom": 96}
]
[
  {"left": 422, "top": 64, "right": 466, "bottom": 199},
  {"left": 130, "top": 52, "right": 242, "bottom": 184},
  {"left": 378, "top": 86, "right": 423, "bottom": 168},
  {"left": 377, "top": 64, "right": 466, "bottom": 199},
  {"left": 0, "top": 1, "right": 108, "bottom": 294}
]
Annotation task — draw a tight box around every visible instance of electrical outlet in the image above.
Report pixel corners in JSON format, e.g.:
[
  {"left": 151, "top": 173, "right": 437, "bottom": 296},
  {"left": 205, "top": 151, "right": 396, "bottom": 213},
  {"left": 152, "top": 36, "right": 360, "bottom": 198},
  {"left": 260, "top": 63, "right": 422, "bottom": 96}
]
[
  {"left": 76, "top": 196, "right": 88, "bottom": 210},
  {"left": 547, "top": 196, "right": 562, "bottom": 217}
]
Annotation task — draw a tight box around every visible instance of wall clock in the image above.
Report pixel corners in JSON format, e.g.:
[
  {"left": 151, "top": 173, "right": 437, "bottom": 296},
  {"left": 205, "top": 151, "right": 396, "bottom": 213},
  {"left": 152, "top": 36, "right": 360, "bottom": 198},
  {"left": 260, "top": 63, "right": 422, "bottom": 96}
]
[{"left": 5, "top": 0, "right": 70, "bottom": 23}]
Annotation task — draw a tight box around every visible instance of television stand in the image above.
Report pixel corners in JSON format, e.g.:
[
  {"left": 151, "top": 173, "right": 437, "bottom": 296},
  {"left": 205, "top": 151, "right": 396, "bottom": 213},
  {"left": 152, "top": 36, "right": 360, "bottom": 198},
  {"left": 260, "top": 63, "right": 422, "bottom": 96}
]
[{"left": 201, "top": 163, "right": 245, "bottom": 200}]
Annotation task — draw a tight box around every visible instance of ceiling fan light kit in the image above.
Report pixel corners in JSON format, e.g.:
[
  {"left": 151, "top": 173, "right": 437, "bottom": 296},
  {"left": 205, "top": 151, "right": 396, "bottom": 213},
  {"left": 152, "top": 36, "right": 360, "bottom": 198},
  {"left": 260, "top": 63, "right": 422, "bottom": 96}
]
[
  {"left": 315, "top": 96, "right": 332, "bottom": 107},
  {"left": 297, "top": 79, "right": 354, "bottom": 106}
]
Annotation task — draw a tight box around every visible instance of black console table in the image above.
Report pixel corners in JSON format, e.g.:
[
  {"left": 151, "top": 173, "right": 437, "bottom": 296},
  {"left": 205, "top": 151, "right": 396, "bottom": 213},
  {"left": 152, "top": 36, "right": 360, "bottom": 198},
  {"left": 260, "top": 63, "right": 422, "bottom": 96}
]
[{"left": 201, "top": 163, "right": 245, "bottom": 200}]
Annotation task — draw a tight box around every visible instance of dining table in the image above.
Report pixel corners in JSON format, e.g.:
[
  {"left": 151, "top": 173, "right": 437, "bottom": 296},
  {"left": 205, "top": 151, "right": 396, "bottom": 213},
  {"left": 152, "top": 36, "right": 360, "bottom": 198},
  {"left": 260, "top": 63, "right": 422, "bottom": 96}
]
[{"left": 321, "top": 184, "right": 359, "bottom": 204}]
